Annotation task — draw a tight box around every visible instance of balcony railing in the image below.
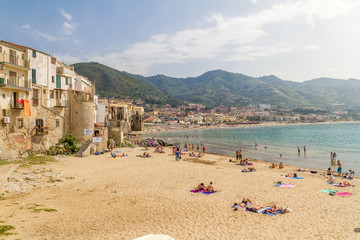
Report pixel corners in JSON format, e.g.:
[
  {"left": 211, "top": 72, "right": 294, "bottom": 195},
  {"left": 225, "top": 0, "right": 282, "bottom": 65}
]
[
  {"left": 55, "top": 99, "right": 68, "bottom": 108},
  {"left": 0, "top": 77, "right": 31, "bottom": 90},
  {"left": 34, "top": 127, "right": 49, "bottom": 135},
  {"left": 0, "top": 53, "right": 30, "bottom": 68},
  {"left": 11, "top": 101, "right": 24, "bottom": 109}
]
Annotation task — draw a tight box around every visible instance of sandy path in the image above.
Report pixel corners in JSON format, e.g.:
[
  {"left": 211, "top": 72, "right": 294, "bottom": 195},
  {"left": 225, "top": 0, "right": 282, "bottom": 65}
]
[{"left": 0, "top": 148, "right": 359, "bottom": 240}]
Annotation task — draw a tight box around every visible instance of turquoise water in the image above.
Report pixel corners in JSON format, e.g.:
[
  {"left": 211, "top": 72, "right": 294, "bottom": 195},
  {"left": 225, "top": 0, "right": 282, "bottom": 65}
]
[{"left": 148, "top": 122, "right": 360, "bottom": 174}]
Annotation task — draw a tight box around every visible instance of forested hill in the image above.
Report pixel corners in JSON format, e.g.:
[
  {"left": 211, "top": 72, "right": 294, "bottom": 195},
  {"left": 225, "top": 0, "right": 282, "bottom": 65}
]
[{"left": 73, "top": 62, "right": 360, "bottom": 110}]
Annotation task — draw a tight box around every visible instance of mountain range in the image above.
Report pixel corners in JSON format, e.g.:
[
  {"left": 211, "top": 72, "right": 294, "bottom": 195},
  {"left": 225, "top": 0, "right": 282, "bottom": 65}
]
[{"left": 73, "top": 62, "right": 360, "bottom": 110}]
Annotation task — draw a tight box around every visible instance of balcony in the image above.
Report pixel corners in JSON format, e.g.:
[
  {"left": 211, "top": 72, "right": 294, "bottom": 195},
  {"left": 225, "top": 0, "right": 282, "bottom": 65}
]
[
  {"left": 33, "top": 126, "right": 49, "bottom": 136},
  {"left": 55, "top": 99, "right": 68, "bottom": 108},
  {"left": 0, "top": 53, "right": 30, "bottom": 70},
  {"left": 0, "top": 77, "right": 31, "bottom": 91},
  {"left": 11, "top": 101, "right": 24, "bottom": 109}
]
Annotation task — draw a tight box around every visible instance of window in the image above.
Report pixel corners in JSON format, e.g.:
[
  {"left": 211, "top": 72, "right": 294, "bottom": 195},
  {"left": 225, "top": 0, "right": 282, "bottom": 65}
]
[
  {"left": 0, "top": 46, "right": 2, "bottom": 53},
  {"left": 32, "top": 69, "right": 36, "bottom": 84},
  {"left": 43, "top": 89, "right": 46, "bottom": 94},
  {"left": 55, "top": 119, "right": 60, "bottom": 128},
  {"left": 52, "top": 76, "right": 55, "bottom": 83},
  {"left": 35, "top": 119, "right": 44, "bottom": 133},
  {"left": 21, "top": 54, "right": 24, "bottom": 59},
  {"left": 9, "top": 71, "right": 16, "bottom": 85},
  {"left": 33, "top": 89, "right": 39, "bottom": 105},
  {"left": 50, "top": 90, "right": 54, "bottom": 99},
  {"left": 32, "top": 50, "right": 36, "bottom": 58},
  {"left": 2, "top": 110, "right": 6, "bottom": 117},
  {"left": 65, "top": 77, "right": 68, "bottom": 85},
  {"left": 17, "top": 118, "right": 23, "bottom": 128}
]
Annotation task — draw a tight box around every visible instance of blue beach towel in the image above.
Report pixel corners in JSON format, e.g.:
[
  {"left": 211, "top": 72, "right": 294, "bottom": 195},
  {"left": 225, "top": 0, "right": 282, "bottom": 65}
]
[
  {"left": 292, "top": 177, "right": 304, "bottom": 179},
  {"left": 201, "top": 191, "right": 217, "bottom": 195}
]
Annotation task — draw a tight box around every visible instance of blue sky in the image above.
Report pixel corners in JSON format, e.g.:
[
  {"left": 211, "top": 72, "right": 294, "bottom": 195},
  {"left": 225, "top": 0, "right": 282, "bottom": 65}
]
[{"left": 2, "top": 0, "right": 360, "bottom": 81}]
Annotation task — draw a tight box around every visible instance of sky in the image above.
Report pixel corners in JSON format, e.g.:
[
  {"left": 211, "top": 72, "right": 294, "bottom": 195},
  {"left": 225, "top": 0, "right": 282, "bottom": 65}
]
[{"left": 2, "top": 0, "right": 360, "bottom": 82}]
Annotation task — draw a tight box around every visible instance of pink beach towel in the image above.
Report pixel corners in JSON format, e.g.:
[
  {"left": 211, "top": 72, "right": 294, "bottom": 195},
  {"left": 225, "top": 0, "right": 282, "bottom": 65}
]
[
  {"left": 336, "top": 192, "right": 352, "bottom": 197},
  {"left": 280, "top": 184, "right": 296, "bottom": 189}
]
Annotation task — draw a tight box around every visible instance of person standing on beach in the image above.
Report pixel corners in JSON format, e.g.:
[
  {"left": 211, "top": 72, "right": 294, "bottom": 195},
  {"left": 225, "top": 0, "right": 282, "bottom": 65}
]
[
  {"left": 203, "top": 145, "right": 206, "bottom": 153},
  {"left": 236, "top": 151, "right": 239, "bottom": 161},
  {"left": 337, "top": 160, "right": 342, "bottom": 176},
  {"left": 239, "top": 150, "right": 242, "bottom": 161},
  {"left": 197, "top": 144, "right": 200, "bottom": 152},
  {"left": 297, "top": 147, "right": 301, "bottom": 157},
  {"left": 255, "top": 142, "right": 258, "bottom": 150},
  {"left": 303, "top": 146, "right": 306, "bottom": 155},
  {"left": 175, "top": 149, "right": 180, "bottom": 161}
]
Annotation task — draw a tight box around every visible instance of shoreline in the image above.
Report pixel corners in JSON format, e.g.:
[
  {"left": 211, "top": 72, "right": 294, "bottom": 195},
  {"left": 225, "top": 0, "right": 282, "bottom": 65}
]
[{"left": 144, "top": 120, "right": 360, "bottom": 134}]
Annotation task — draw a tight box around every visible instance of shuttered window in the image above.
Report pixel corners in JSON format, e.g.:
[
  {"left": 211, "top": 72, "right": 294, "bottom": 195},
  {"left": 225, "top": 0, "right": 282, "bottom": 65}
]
[{"left": 32, "top": 69, "right": 36, "bottom": 84}]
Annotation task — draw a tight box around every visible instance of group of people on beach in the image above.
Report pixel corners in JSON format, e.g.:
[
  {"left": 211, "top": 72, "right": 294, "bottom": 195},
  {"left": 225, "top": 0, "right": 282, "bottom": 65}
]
[
  {"left": 270, "top": 162, "right": 284, "bottom": 169},
  {"left": 183, "top": 142, "right": 205, "bottom": 153},
  {"left": 197, "top": 182, "right": 217, "bottom": 192}
]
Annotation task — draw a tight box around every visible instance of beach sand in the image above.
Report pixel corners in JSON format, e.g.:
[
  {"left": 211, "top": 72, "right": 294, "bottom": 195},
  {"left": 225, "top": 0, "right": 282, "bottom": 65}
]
[{"left": 0, "top": 147, "right": 359, "bottom": 240}]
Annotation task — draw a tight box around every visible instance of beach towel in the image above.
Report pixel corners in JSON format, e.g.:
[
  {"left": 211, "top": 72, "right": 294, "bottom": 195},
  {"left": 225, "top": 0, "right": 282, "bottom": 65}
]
[
  {"left": 336, "top": 192, "right": 352, "bottom": 197},
  {"left": 318, "top": 189, "right": 338, "bottom": 194},
  {"left": 273, "top": 183, "right": 283, "bottom": 187},
  {"left": 201, "top": 191, "right": 217, "bottom": 195},
  {"left": 280, "top": 184, "right": 296, "bottom": 189},
  {"left": 190, "top": 189, "right": 201, "bottom": 193},
  {"left": 292, "top": 177, "right": 304, "bottom": 179},
  {"left": 236, "top": 163, "right": 253, "bottom": 166}
]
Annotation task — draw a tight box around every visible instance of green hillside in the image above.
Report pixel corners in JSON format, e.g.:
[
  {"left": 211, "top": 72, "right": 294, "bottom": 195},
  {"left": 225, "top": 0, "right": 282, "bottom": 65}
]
[
  {"left": 72, "top": 62, "right": 360, "bottom": 110},
  {"left": 72, "top": 62, "right": 183, "bottom": 106}
]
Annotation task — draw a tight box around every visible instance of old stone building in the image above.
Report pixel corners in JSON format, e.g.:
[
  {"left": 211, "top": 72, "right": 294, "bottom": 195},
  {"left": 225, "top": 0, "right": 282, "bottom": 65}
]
[{"left": 0, "top": 40, "right": 98, "bottom": 159}]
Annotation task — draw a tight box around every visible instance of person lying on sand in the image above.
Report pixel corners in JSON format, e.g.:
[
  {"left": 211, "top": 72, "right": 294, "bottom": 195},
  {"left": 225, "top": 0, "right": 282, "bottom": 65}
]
[
  {"left": 242, "top": 167, "right": 256, "bottom": 172},
  {"left": 285, "top": 173, "right": 294, "bottom": 177},
  {"left": 327, "top": 168, "right": 332, "bottom": 176},
  {"left": 338, "top": 181, "right": 353, "bottom": 187},
  {"left": 295, "top": 169, "right": 306, "bottom": 172}
]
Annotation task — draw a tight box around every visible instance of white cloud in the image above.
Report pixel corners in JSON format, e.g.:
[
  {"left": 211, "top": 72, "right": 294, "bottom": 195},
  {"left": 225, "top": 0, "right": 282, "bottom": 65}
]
[
  {"left": 88, "top": 0, "right": 360, "bottom": 74},
  {"left": 59, "top": 8, "right": 76, "bottom": 35},
  {"left": 59, "top": 8, "right": 72, "bottom": 21},
  {"left": 250, "top": 0, "right": 258, "bottom": 4},
  {"left": 21, "top": 24, "right": 31, "bottom": 30},
  {"left": 62, "top": 21, "right": 77, "bottom": 35},
  {"left": 33, "top": 30, "right": 60, "bottom": 42}
]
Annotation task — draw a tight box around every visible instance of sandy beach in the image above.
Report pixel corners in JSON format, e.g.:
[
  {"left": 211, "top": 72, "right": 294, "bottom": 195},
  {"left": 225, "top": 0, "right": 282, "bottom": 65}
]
[{"left": 0, "top": 147, "right": 359, "bottom": 240}]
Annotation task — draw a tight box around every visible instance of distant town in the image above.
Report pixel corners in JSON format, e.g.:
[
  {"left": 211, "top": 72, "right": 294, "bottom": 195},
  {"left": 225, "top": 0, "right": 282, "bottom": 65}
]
[{"left": 141, "top": 102, "right": 355, "bottom": 126}]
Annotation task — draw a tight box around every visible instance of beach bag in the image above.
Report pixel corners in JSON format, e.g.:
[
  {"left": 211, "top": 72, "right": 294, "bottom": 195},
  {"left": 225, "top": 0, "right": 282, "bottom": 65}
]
[{"left": 329, "top": 191, "right": 336, "bottom": 196}]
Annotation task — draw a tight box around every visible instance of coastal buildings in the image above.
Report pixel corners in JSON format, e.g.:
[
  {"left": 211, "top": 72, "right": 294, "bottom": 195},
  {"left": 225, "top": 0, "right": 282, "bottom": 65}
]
[{"left": 0, "top": 40, "right": 144, "bottom": 159}]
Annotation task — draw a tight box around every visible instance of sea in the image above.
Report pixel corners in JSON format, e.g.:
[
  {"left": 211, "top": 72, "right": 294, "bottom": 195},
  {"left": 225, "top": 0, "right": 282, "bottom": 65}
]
[{"left": 147, "top": 122, "right": 360, "bottom": 174}]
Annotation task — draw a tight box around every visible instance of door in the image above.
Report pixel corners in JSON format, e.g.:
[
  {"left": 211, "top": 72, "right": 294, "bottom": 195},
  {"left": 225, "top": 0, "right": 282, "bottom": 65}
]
[
  {"left": 9, "top": 50, "right": 16, "bottom": 64},
  {"left": 56, "top": 75, "right": 61, "bottom": 88}
]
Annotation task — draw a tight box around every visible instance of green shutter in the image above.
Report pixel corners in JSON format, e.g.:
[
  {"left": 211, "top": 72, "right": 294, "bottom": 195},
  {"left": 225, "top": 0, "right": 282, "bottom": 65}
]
[
  {"left": 0, "top": 78, "right": 4, "bottom": 84},
  {"left": 56, "top": 75, "right": 61, "bottom": 88},
  {"left": 66, "top": 77, "right": 68, "bottom": 85},
  {"left": 32, "top": 69, "right": 36, "bottom": 84},
  {"left": 32, "top": 50, "right": 36, "bottom": 58}
]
